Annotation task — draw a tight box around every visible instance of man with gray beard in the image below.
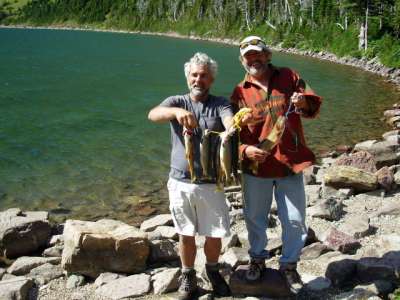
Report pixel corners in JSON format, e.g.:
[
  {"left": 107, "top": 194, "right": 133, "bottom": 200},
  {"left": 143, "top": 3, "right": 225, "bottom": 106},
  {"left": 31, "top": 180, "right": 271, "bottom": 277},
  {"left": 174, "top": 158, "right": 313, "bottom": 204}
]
[
  {"left": 148, "top": 52, "right": 232, "bottom": 300},
  {"left": 231, "top": 36, "right": 322, "bottom": 294}
]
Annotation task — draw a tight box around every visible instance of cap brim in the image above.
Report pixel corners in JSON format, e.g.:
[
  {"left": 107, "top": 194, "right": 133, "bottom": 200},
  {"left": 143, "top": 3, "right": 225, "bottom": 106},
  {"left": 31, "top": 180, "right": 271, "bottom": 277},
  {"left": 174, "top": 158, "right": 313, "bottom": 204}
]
[{"left": 240, "top": 45, "right": 265, "bottom": 56}]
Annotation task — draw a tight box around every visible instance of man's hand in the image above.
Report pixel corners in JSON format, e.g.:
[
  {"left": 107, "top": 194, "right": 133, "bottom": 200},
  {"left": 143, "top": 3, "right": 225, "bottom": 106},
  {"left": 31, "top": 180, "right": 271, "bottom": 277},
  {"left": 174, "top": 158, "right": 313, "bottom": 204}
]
[
  {"left": 291, "top": 92, "right": 308, "bottom": 111},
  {"left": 240, "top": 112, "right": 258, "bottom": 125},
  {"left": 175, "top": 108, "right": 198, "bottom": 129},
  {"left": 245, "top": 146, "right": 269, "bottom": 162}
]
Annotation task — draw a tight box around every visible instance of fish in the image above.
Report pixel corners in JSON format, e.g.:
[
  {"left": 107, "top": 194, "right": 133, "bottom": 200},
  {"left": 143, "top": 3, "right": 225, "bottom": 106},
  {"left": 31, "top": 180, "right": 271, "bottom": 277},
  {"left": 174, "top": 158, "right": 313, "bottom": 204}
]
[
  {"left": 220, "top": 131, "right": 233, "bottom": 186},
  {"left": 183, "top": 127, "right": 197, "bottom": 183},
  {"left": 232, "top": 107, "right": 253, "bottom": 130},
  {"left": 258, "top": 115, "right": 286, "bottom": 151},
  {"left": 250, "top": 115, "right": 286, "bottom": 174},
  {"left": 200, "top": 129, "right": 212, "bottom": 180}
]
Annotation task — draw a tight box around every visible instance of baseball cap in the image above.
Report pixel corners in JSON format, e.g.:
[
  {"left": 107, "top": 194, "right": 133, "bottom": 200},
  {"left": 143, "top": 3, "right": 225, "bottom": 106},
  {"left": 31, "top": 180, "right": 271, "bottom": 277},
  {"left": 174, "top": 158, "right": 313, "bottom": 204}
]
[{"left": 239, "top": 36, "right": 270, "bottom": 56}]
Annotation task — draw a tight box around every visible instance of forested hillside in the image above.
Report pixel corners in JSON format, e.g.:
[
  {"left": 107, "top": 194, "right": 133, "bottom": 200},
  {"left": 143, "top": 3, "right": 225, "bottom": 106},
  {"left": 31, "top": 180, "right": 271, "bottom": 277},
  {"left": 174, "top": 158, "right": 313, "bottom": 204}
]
[{"left": 1, "top": 0, "right": 400, "bottom": 67}]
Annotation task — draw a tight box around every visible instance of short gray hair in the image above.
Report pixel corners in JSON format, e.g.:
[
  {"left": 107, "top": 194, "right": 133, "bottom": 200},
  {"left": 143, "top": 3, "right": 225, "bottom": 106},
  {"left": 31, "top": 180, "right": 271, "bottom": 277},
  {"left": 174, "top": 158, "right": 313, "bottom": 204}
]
[{"left": 184, "top": 52, "right": 218, "bottom": 79}]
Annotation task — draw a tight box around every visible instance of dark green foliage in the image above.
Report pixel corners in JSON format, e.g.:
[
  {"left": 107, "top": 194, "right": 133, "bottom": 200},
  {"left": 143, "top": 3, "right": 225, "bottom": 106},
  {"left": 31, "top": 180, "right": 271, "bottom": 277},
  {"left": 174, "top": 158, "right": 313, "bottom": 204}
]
[{"left": 2, "top": 0, "right": 400, "bottom": 67}]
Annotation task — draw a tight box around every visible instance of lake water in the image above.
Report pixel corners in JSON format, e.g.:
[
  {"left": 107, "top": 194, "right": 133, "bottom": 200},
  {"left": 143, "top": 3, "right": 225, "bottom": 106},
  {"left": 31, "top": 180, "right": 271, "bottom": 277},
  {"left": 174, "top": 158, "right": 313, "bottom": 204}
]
[{"left": 1, "top": 28, "right": 399, "bottom": 225}]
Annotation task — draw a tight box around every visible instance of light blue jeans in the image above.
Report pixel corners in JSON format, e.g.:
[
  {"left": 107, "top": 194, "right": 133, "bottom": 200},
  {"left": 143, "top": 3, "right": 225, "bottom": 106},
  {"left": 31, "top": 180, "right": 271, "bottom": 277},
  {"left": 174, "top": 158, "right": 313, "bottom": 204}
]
[{"left": 242, "top": 172, "right": 307, "bottom": 266}]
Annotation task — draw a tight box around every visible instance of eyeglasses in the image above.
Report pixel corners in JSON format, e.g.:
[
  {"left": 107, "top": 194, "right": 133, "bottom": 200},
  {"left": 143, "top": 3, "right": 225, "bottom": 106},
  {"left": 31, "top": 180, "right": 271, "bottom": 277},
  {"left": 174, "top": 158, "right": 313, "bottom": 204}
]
[{"left": 239, "top": 39, "right": 266, "bottom": 50}]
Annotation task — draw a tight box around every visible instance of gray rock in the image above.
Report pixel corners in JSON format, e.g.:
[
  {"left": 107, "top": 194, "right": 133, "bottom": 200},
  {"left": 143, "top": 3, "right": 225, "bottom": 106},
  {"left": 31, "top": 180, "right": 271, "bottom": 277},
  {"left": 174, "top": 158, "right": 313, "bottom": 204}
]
[
  {"left": 95, "top": 273, "right": 151, "bottom": 299},
  {"left": 0, "top": 268, "right": 6, "bottom": 280},
  {"left": 324, "top": 165, "right": 378, "bottom": 192},
  {"left": 152, "top": 267, "right": 180, "bottom": 294},
  {"left": 374, "top": 201, "right": 400, "bottom": 217},
  {"left": 376, "top": 166, "right": 395, "bottom": 191},
  {"left": 305, "top": 185, "right": 322, "bottom": 206},
  {"left": 148, "top": 239, "right": 179, "bottom": 264},
  {"left": 300, "top": 242, "right": 330, "bottom": 260},
  {"left": 222, "top": 233, "right": 240, "bottom": 253},
  {"left": 383, "top": 134, "right": 400, "bottom": 144},
  {"left": 66, "top": 274, "right": 85, "bottom": 289},
  {"left": 140, "top": 214, "right": 173, "bottom": 232},
  {"left": 221, "top": 247, "right": 249, "bottom": 269},
  {"left": 1, "top": 274, "right": 18, "bottom": 281},
  {"left": 48, "top": 234, "right": 64, "bottom": 246},
  {"left": 0, "top": 208, "right": 52, "bottom": 258},
  {"left": 307, "top": 197, "right": 343, "bottom": 220},
  {"left": 0, "top": 277, "right": 34, "bottom": 300},
  {"left": 7, "top": 256, "right": 60, "bottom": 276},
  {"left": 302, "top": 274, "right": 331, "bottom": 291},
  {"left": 229, "top": 208, "right": 244, "bottom": 225},
  {"left": 354, "top": 281, "right": 394, "bottom": 297},
  {"left": 303, "top": 165, "right": 319, "bottom": 185},
  {"left": 353, "top": 140, "right": 378, "bottom": 152},
  {"left": 323, "top": 227, "right": 361, "bottom": 254},
  {"left": 28, "top": 263, "right": 63, "bottom": 285},
  {"left": 147, "top": 226, "right": 177, "bottom": 241},
  {"left": 383, "top": 110, "right": 400, "bottom": 118},
  {"left": 61, "top": 219, "right": 149, "bottom": 278},
  {"left": 338, "top": 214, "right": 371, "bottom": 239},
  {"left": 94, "top": 272, "right": 126, "bottom": 287},
  {"left": 42, "top": 245, "right": 63, "bottom": 257},
  {"left": 394, "top": 170, "right": 400, "bottom": 185},
  {"left": 321, "top": 185, "right": 351, "bottom": 199},
  {"left": 335, "top": 288, "right": 377, "bottom": 299}
]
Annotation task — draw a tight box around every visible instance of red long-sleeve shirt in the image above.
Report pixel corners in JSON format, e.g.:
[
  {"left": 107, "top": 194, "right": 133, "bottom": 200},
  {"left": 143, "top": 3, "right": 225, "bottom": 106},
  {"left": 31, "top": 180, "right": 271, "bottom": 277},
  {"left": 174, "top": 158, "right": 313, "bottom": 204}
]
[{"left": 231, "top": 65, "right": 322, "bottom": 178}]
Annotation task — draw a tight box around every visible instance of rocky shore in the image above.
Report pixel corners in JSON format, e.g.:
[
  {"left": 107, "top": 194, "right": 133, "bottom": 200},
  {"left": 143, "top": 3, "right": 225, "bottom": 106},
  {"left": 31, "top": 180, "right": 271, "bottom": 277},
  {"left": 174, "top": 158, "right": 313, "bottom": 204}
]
[
  {"left": 0, "top": 105, "right": 400, "bottom": 299},
  {"left": 1, "top": 24, "right": 400, "bottom": 89},
  {"left": 1, "top": 24, "right": 400, "bottom": 300}
]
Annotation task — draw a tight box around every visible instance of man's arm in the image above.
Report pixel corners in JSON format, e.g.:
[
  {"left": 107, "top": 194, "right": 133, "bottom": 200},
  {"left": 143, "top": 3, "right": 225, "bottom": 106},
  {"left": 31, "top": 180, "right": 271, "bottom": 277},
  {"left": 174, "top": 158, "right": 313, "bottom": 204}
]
[{"left": 148, "top": 105, "right": 198, "bottom": 129}]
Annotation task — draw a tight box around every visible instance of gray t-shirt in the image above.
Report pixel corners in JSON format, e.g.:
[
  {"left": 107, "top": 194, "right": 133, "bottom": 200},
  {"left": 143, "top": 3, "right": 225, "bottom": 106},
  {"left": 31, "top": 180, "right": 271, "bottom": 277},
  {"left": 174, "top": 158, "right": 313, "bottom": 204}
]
[{"left": 160, "top": 94, "right": 233, "bottom": 180}]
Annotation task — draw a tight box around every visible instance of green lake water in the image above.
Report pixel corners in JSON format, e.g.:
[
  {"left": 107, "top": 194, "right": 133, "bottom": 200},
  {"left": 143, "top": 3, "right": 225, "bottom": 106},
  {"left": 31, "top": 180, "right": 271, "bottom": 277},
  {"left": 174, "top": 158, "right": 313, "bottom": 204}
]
[{"left": 1, "top": 28, "right": 399, "bottom": 224}]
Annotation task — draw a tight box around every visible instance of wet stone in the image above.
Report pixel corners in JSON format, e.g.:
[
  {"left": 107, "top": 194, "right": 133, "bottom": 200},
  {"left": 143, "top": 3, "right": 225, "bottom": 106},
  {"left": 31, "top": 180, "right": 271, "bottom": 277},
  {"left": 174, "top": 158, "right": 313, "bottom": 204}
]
[{"left": 229, "top": 265, "right": 291, "bottom": 298}]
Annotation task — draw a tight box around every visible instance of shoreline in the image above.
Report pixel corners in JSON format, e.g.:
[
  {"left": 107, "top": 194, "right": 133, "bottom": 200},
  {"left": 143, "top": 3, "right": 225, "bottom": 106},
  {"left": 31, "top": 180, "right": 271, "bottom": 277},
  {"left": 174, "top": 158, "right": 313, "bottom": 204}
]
[{"left": 1, "top": 23, "right": 400, "bottom": 89}]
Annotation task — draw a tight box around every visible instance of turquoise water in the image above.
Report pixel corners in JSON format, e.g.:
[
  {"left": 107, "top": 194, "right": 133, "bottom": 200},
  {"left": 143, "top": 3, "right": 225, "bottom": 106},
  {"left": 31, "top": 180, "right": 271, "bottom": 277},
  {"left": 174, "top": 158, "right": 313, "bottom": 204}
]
[{"left": 1, "top": 28, "right": 399, "bottom": 224}]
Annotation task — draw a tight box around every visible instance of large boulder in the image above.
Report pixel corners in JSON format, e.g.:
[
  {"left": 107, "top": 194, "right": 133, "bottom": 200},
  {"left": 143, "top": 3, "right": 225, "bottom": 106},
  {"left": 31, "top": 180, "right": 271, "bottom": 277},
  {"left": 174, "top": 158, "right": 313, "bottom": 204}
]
[
  {"left": 334, "top": 151, "right": 377, "bottom": 173},
  {"left": 324, "top": 165, "right": 378, "bottom": 192},
  {"left": 61, "top": 219, "right": 149, "bottom": 278},
  {"left": 0, "top": 208, "right": 52, "bottom": 258},
  {"left": 0, "top": 277, "right": 34, "bottom": 300}
]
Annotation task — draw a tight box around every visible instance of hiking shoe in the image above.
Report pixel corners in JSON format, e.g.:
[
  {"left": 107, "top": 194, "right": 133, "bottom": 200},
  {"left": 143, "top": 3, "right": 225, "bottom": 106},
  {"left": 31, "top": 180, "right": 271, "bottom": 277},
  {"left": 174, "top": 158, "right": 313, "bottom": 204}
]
[
  {"left": 205, "top": 264, "right": 230, "bottom": 296},
  {"left": 178, "top": 269, "right": 198, "bottom": 300},
  {"left": 279, "top": 266, "right": 304, "bottom": 294},
  {"left": 245, "top": 258, "right": 266, "bottom": 281}
]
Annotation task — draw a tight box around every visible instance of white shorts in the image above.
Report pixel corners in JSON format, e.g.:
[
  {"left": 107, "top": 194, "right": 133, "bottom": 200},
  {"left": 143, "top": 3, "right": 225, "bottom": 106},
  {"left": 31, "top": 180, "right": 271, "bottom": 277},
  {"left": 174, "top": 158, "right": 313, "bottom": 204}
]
[{"left": 167, "top": 177, "right": 231, "bottom": 238}]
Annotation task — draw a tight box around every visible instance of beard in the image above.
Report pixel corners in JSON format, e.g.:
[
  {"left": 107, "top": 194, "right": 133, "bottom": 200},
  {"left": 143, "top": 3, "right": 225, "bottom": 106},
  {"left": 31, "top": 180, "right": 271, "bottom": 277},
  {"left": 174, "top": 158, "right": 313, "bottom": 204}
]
[
  {"left": 245, "top": 61, "right": 268, "bottom": 78},
  {"left": 189, "top": 86, "right": 209, "bottom": 98}
]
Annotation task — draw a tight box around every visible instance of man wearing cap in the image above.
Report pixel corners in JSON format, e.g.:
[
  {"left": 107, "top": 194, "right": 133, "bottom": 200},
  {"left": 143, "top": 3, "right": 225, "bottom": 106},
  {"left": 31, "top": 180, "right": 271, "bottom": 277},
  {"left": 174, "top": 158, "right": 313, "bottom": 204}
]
[
  {"left": 148, "top": 52, "right": 232, "bottom": 300},
  {"left": 231, "top": 36, "right": 322, "bottom": 294}
]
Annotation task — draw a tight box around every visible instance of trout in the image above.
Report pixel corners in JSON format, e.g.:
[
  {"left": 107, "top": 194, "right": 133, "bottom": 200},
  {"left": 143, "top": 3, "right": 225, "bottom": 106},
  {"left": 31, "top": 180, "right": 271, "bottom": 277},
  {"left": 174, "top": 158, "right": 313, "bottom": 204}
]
[
  {"left": 250, "top": 115, "right": 286, "bottom": 174},
  {"left": 183, "top": 128, "right": 196, "bottom": 183},
  {"left": 219, "top": 131, "right": 233, "bottom": 186},
  {"left": 200, "top": 129, "right": 212, "bottom": 180}
]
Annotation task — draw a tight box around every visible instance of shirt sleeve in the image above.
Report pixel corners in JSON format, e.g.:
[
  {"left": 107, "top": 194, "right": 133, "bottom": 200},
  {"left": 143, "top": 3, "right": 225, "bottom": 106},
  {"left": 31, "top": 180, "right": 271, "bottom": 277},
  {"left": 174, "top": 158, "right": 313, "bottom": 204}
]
[
  {"left": 294, "top": 74, "right": 322, "bottom": 118},
  {"left": 218, "top": 97, "right": 234, "bottom": 121},
  {"left": 159, "top": 96, "right": 182, "bottom": 108}
]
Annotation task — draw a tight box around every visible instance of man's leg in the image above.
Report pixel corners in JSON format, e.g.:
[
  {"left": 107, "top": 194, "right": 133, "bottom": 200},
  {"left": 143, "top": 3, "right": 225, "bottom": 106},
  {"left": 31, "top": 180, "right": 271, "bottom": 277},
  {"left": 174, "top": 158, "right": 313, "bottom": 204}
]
[
  {"left": 167, "top": 178, "right": 198, "bottom": 300},
  {"left": 274, "top": 173, "right": 307, "bottom": 293},
  {"left": 204, "top": 236, "right": 221, "bottom": 263},
  {"left": 242, "top": 174, "right": 274, "bottom": 280},
  {"left": 204, "top": 237, "right": 230, "bottom": 296},
  {"left": 180, "top": 234, "right": 196, "bottom": 268},
  {"left": 194, "top": 183, "right": 230, "bottom": 296}
]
